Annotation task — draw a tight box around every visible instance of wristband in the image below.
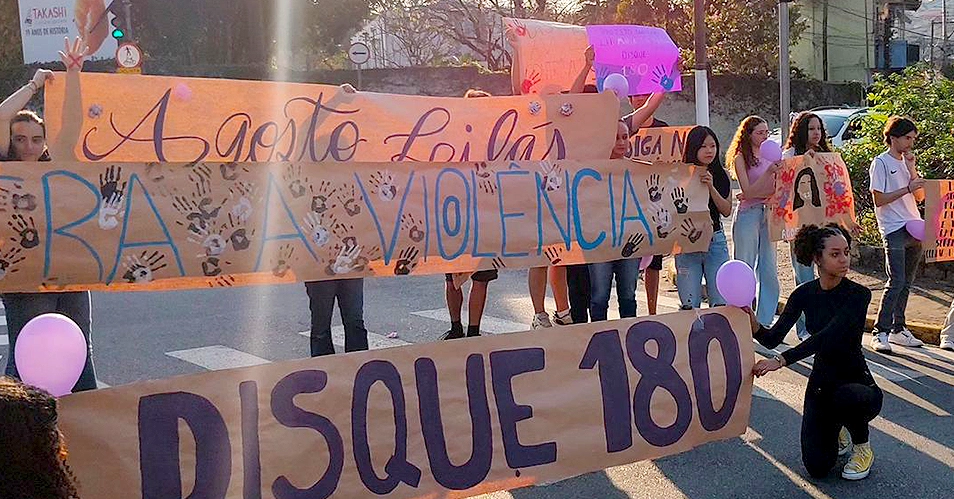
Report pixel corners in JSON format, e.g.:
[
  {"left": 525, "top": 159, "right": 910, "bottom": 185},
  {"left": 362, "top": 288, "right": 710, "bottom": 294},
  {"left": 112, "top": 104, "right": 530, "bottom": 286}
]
[
  {"left": 26, "top": 81, "right": 38, "bottom": 93},
  {"left": 773, "top": 354, "right": 786, "bottom": 367}
]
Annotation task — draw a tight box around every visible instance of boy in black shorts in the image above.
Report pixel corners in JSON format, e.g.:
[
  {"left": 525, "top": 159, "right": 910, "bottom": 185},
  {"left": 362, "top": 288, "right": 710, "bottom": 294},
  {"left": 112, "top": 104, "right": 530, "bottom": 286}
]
[{"left": 440, "top": 270, "right": 497, "bottom": 339}]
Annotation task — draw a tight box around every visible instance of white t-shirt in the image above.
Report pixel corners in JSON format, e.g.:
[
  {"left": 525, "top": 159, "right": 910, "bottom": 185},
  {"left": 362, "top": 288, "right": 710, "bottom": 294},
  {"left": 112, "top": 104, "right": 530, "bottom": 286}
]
[
  {"left": 869, "top": 151, "right": 920, "bottom": 236},
  {"left": 782, "top": 148, "right": 796, "bottom": 159}
]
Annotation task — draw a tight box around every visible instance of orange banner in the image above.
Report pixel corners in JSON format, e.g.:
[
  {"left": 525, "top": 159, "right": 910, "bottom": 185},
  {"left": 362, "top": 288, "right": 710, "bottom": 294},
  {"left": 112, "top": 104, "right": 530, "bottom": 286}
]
[
  {"left": 630, "top": 126, "right": 692, "bottom": 163},
  {"left": 504, "top": 17, "right": 593, "bottom": 95},
  {"left": 0, "top": 160, "right": 713, "bottom": 292},
  {"left": 767, "top": 153, "right": 857, "bottom": 242},
  {"left": 924, "top": 179, "right": 954, "bottom": 263},
  {"left": 43, "top": 73, "right": 618, "bottom": 163},
  {"left": 58, "top": 307, "right": 754, "bottom": 499}
]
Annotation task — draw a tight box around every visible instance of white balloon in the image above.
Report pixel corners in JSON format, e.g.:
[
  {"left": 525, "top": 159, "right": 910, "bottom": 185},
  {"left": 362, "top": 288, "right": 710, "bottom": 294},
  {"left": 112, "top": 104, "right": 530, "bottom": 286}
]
[{"left": 602, "top": 73, "right": 630, "bottom": 99}]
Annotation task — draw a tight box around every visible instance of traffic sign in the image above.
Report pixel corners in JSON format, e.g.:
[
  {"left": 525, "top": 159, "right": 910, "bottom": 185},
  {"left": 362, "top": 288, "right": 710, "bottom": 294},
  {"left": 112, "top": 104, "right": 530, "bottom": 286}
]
[
  {"left": 116, "top": 42, "right": 143, "bottom": 69},
  {"left": 348, "top": 42, "right": 371, "bottom": 66}
]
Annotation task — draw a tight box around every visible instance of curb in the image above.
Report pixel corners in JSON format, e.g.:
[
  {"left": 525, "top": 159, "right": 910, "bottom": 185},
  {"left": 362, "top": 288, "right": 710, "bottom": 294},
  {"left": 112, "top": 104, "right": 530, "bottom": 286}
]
[{"left": 777, "top": 300, "right": 942, "bottom": 345}]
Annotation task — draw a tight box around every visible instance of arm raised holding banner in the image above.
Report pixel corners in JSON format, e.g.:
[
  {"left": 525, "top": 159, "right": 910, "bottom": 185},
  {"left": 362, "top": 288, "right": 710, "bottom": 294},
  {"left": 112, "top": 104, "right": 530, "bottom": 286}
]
[
  {"left": 48, "top": 37, "right": 88, "bottom": 162},
  {"left": 0, "top": 70, "right": 54, "bottom": 159},
  {"left": 570, "top": 46, "right": 595, "bottom": 94}
]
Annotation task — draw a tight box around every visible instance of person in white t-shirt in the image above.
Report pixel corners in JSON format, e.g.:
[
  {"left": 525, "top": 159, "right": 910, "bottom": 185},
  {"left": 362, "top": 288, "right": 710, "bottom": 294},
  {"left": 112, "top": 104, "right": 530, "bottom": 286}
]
[{"left": 868, "top": 117, "right": 926, "bottom": 353}]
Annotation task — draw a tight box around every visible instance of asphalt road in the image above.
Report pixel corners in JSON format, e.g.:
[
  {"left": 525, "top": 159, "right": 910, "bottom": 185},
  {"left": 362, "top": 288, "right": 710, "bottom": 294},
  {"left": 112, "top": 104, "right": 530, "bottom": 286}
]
[{"left": 2, "top": 270, "right": 952, "bottom": 498}]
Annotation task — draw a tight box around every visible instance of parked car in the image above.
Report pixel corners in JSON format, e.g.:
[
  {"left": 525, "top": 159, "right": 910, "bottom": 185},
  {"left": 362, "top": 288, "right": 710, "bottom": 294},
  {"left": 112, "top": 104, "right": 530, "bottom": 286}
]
[{"left": 769, "top": 106, "right": 868, "bottom": 149}]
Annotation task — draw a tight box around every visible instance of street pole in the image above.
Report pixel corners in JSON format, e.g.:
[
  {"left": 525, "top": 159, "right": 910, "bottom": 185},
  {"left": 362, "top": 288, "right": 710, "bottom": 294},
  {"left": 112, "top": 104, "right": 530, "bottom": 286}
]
[
  {"left": 780, "top": 0, "right": 791, "bottom": 141},
  {"left": 944, "top": 0, "right": 948, "bottom": 64},
  {"left": 693, "top": 0, "right": 710, "bottom": 126},
  {"left": 122, "top": 0, "right": 133, "bottom": 39}
]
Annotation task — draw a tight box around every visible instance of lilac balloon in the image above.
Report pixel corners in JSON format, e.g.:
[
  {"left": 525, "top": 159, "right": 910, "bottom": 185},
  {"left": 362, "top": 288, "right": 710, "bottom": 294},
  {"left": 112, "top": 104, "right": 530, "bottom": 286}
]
[
  {"left": 716, "top": 260, "right": 757, "bottom": 308},
  {"left": 759, "top": 140, "right": 783, "bottom": 163},
  {"left": 14, "top": 314, "right": 87, "bottom": 397},
  {"left": 602, "top": 73, "right": 630, "bottom": 100},
  {"left": 906, "top": 219, "right": 925, "bottom": 241},
  {"left": 640, "top": 255, "right": 652, "bottom": 271}
]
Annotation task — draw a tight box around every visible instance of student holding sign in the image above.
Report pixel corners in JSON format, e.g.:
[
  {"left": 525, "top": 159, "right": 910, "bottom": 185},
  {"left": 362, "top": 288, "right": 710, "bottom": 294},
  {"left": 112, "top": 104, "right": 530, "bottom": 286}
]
[
  {"left": 750, "top": 224, "right": 882, "bottom": 481},
  {"left": 942, "top": 299, "right": 954, "bottom": 350},
  {"left": 868, "top": 117, "right": 926, "bottom": 353},
  {"left": 589, "top": 121, "right": 643, "bottom": 321},
  {"left": 782, "top": 112, "right": 832, "bottom": 340},
  {"left": 674, "top": 126, "right": 732, "bottom": 309},
  {"left": 729, "top": 116, "right": 781, "bottom": 326},
  {"left": 0, "top": 38, "right": 97, "bottom": 393}
]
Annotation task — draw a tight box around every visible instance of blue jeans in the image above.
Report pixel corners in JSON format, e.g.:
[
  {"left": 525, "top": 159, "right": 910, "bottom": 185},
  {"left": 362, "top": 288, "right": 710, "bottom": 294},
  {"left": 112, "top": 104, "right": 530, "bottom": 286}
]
[
  {"left": 305, "top": 279, "right": 368, "bottom": 356},
  {"left": 2, "top": 292, "right": 97, "bottom": 392},
  {"left": 675, "top": 230, "right": 730, "bottom": 308},
  {"left": 790, "top": 243, "right": 816, "bottom": 338},
  {"left": 874, "top": 228, "right": 922, "bottom": 334},
  {"left": 588, "top": 258, "right": 641, "bottom": 321},
  {"left": 733, "top": 204, "right": 779, "bottom": 326}
]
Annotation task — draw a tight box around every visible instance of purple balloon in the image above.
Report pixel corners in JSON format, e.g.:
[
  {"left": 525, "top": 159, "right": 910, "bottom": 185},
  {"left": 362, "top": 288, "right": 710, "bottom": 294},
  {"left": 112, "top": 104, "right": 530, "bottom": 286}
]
[
  {"left": 716, "top": 260, "right": 757, "bottom": 308},
  {"left": 906, "top": 219, "right": 925, "bottom": 241},
  {"left": 14, "top": 313, "right": 87, "bottom": 397},
  {"left": 759, "top": 140, "right": 783, "bottom": 163},
  {"left": 640, "top": 255, "right": 652, "bottom": 271}
]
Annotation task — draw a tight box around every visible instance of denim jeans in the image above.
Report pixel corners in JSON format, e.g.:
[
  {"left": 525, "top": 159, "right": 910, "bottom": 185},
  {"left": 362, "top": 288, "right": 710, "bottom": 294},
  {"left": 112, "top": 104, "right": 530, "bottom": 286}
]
[
  {"left": 733, "top": 204, "right": 780, "bottom": 326},
  {"left": 874, "top": 228, "right": 922, "bottom": 334},
  {"left": 2, "top": 292, "right": 97, "bottom": 392},
  {"left": 588, "top": 258, "right": 641, "bottom": 322},
  {"left": 305, "top": 279, "right": 368, "bottom": 356},
  {"left": 790, "top": 243, "right": 817, "bottom": 339},
  {"left": 675, "top": 230, "right": 730, "bottom": 308}
]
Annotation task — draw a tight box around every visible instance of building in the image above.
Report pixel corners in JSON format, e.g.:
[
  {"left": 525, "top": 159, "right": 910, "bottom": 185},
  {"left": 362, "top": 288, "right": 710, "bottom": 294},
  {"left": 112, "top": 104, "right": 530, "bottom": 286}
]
[{"left": 792, "top": 0, "right": 925, "bottom": 83}]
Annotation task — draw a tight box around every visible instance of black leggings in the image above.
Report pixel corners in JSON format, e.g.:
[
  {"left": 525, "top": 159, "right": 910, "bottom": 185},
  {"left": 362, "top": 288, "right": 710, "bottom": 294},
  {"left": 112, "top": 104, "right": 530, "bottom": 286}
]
[
  {"left": 801, "top": 382, "right": 883, "bottom": 478},
  {"left": 566, "top": 264, "right": 590, "bottom": 324}
]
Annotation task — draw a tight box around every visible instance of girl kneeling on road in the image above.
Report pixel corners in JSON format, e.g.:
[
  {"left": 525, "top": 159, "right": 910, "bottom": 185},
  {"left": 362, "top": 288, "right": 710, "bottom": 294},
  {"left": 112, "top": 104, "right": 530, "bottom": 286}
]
[{"left": 749, "top": 224, "right": 883, "bottom": 481}]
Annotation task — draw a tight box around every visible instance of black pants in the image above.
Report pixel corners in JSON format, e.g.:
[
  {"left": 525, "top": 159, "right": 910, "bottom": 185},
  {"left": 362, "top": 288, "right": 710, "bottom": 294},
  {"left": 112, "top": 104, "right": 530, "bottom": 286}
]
[
  {"left": 566, "top": 264, "right": 590, "bottom": 324},
  {"left": 801, "top": 383, "right": 883, "bottom": 478},
  {"left": 2, "top": 292, "right": 97, "bottom": 392},
  {"left": 305, "top": 279, "right": 368, "bottom": 357}
]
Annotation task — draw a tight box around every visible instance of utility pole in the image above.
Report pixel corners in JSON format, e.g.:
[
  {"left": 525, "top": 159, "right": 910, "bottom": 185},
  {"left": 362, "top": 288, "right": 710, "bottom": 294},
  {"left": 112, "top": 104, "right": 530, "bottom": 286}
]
[
  {"left": 693, "top": 0, "right": 710, "bottom": 126},
  {"left": 122, "top": 0, "right": 133, "bottom": 39},
  {"left": 932, "top": 21, "right": 937, "bottom": 66},
  {"left": 944, "top": 0, "right": 949, "bottom": 64},
  {"left": 780, "top": 0, "right": 792, "bottom": 141},
  {"left": 823, "top": 0, "right": 829, "bottom": 81}
]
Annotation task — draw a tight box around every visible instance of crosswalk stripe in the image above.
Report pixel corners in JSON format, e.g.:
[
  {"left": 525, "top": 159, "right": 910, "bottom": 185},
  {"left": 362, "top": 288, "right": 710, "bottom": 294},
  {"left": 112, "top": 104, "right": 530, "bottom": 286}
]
[
  {"left": 166, "top": 345, "right": 271, "bottom": 371},
  {"left": 755, "top": 343, "right": 925, "bottom": 382},
  {"left": 0, "top": 334, "right": 6, "bottom": 346},
  {"left": 297, "top": 326, "right": 410, "bottom": 349},
  {"left": 410, "top": 309, "right": 528, "bottom": 334}
]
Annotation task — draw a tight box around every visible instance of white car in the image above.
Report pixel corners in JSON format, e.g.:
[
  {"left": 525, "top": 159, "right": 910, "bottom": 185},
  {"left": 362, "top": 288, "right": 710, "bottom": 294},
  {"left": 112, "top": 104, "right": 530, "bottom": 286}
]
[{"left": 769, "top": 107, "right": 868, "bottom": 149}]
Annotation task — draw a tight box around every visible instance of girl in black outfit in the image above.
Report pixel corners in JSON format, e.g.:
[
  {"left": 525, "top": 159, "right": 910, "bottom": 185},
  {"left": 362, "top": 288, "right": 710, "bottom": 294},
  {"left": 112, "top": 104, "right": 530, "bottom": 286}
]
[{"left": 748, "top": 224, "right": 883, "bottom": 481}]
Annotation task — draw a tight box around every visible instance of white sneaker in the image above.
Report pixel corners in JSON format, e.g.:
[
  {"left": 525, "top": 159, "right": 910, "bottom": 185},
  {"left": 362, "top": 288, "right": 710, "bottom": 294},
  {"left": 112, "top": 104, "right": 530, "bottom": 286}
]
[
  {"left": 870, "top": 332, "right": 893, "bottom": 353},
  {"left": 531, "top": 312, "right": 553, "bottom": 329},
  {"left": 552, "top": 309, "right": 573, "bottom": 326},
  {"left": 888, "top": 328, "right": 924, "bottom": 348},
  {"left": 940, "top": 335, "right": 954, "bottom": 351}
]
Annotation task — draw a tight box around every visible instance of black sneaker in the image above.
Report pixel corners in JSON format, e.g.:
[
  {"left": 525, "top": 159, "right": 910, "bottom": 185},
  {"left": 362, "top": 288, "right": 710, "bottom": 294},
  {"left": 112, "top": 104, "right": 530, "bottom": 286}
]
[
  {"left": 466, "top": 329, "right": 481, "bottom": 337},
  {"left": 440, "top": 329, "right": 465, "bottom": 340}
]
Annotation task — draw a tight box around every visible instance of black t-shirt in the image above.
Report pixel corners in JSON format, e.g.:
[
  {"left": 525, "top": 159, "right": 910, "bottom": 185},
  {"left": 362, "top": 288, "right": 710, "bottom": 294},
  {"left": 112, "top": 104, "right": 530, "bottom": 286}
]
[
  {"left": 708, "top": 163, "right": 731, "bottom": 232},
  {"left": 754, "top": 278, "right": 875, "bottom": 392},
  {"left": 624, "top": 115, "right": 668, "bottom": 134}
]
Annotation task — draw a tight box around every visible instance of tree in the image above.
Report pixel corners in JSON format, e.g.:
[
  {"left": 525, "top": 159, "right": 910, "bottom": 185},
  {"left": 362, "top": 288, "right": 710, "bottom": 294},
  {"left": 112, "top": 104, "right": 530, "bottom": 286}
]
[
  {"left": 376, "top": 0, "right": 453, "bottom": 66},
  {"left": 427, "top": 0, "right": 513, "bottom": 71},
  {"left": 575, "top": 0, "right": 807, "bottom": 77},
  {"left": 0, "top": 0, "right": 25, "bottom": 68}
]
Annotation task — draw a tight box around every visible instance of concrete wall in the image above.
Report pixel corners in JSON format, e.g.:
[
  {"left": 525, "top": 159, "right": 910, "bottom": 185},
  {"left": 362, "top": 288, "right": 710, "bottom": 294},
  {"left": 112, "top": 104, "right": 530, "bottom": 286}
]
[
  {"left": 792, "top": 0, "right": 875, "bottom": 83},
  {"left": 1, "top": 63, "right": 864, "bottom": 146}
]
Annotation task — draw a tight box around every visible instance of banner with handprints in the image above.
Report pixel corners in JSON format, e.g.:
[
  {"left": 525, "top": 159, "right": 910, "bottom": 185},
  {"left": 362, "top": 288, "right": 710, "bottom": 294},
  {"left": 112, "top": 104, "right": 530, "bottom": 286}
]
[
  {"left": 504, "top": 17, "right": 595, "bottom": 95},
  {"left": 924, "top": 179, "right": 954, "bottom": 263},
  {"left": 58, "top": 307, "right": 753, "bottom": 499},
  {"left": 586, "top": 25, "right": 682, "bottom": 95},
  {"left": 630, "top": 126, "right": 692, "bottom": 163},
  {"left": 0, "top": 160, "right": 713, "bottom": 292},
  {"left": 43, "top": 72, "right": 619, "bottom": 163},
  {"left": 767, "top": 153, "right": 857, "bottom": 242}
]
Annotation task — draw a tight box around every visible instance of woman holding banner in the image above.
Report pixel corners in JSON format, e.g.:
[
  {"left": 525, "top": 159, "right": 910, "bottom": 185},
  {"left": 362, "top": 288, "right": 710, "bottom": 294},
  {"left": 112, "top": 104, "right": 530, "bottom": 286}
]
[
  {"left": 0, "top": 38, "right": 98, "bottom": 393},
  {"left": 674, "top": 126, "right": 731, "bottom": 309},
  {"left": 749, "top": 223, "right": 882, "bottom": 481},
  {"left": 588, "top": 120, "right": 642, "bottom": 321},
  {"left": 781, "top": 113, "right": 832, "bottom": 339},
  {"left": 728, "top": 116, "right": 781, "bottom": 326}
]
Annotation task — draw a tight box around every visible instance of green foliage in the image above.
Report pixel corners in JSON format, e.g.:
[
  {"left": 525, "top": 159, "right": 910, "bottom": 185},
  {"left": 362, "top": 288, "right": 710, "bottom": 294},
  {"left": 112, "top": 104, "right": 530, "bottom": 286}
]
[
  {"left": 0, "top": 0, "right": 24, "bottom": 68},
  {"left": 840, "top": 64, "right": 954, "bottom": 245}
]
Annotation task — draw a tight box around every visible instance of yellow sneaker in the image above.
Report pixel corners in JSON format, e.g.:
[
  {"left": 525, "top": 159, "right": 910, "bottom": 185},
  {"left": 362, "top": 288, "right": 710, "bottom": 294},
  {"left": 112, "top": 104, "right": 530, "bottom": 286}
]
[
  {"left": 838, "top": 427, "right": 853, "bottom": 456},
  {"left": 842, "top": 442, "right": 873, "bottom": 480}
]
